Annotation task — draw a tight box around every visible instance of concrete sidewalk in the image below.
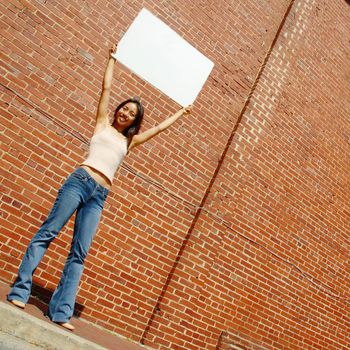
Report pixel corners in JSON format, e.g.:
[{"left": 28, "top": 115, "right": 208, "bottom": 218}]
[{"left": 0, "top": 281, "right": 150, "bottom": 350}]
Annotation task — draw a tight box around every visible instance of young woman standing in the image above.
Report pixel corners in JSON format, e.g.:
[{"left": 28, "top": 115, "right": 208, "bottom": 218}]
[{"left": 7, "top": 44, "right": 191, "bottom": 331}]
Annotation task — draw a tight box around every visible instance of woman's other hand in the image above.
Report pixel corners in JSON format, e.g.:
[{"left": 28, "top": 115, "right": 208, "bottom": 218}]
[
  {"left": 110, "top": 44, "right": 118, "bottom": 60},
  {"left": 181, "top": 105, "right": 192, "bottom": 115}
]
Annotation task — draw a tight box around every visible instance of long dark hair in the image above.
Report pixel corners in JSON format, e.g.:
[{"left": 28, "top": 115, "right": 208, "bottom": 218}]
[{"left": 113, "top": 96, "right": 144, "bottom": 145}]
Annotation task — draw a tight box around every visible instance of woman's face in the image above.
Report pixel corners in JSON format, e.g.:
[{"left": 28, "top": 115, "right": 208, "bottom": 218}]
[{"left": 114, "top": 102, "right": 138, "bottom": 131}]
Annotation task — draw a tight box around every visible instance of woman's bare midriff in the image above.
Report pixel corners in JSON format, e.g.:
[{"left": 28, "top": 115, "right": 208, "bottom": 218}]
[{"left": 80, "top": 165, "right": 111, "bottom": 190}]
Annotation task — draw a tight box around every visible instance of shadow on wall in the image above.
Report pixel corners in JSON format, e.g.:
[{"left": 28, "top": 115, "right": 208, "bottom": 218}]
[{"left": 28, "top": 283, "right": 85, "bottom": 318}]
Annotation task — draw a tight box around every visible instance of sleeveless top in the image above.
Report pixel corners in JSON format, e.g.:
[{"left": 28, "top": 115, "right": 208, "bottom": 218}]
[{"left": 82, "top": 127, "right": 128, "bottom": 183}]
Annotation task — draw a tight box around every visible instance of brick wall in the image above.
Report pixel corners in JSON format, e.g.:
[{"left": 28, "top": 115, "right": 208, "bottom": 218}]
[{"left": 1, "top": 0, "right": 349, "bottom": 349}]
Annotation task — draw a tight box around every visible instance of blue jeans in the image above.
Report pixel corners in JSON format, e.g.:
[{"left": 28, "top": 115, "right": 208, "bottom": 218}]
[{"left": 7, "top": 168, "right": 109, "bottom": 322}]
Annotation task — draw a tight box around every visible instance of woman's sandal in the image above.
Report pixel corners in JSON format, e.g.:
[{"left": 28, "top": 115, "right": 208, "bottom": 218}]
[
  {"left": 57, "top": 322, "right": 75, "bottom": 331},
  {"left": 8, "top": 299, "right": 26, "bottom": 309},
  {"left": 44, "top": 314, "right": 75, "bottom": 332}
]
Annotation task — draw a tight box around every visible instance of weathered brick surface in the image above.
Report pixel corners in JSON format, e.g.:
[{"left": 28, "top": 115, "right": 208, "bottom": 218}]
[{"left": 1, "top": 1, "right": 349, "bottom": 349}]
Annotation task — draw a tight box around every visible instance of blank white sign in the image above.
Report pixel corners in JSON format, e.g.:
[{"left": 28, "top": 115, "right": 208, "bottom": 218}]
[{"left": 114, "top": 8, "right": 214, "bottom": 106}]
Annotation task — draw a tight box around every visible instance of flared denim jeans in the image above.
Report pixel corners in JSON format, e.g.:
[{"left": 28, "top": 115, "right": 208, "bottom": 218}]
[{"left": 7, "top": 168, "right": 109, "bottom": 322}]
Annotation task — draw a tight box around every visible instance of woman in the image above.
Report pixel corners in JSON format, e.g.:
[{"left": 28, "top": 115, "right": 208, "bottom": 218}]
[{"left": 7, "top": 44, "right": 191, "bottom": 331}]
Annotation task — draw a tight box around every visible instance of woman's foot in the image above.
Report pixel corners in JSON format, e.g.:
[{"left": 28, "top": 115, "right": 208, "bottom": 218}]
[
  {"left": 57, "top": 322, "right": 75, "bottom": 331},
  {"left": 8, "top": 299, "right": 26, "bottom": 309}
]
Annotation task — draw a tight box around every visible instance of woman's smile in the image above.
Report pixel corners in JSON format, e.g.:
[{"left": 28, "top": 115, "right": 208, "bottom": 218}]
[{"left": 118, "top": 115, "right": 127, "bottom": 123}]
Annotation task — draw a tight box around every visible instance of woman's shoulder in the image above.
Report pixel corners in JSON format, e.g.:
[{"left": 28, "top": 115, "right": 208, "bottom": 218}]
[{"left": 93, "top": 121, "right": 110, "bottom": 136}]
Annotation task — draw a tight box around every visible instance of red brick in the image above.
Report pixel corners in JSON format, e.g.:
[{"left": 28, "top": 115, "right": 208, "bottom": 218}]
[{"left": 1, "top": 1, "right": 350, "bottom": 350}]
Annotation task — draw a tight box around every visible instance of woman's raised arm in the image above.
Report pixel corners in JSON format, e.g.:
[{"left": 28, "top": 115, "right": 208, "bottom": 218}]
[
  {"left": 128, "top": 105, "right": 192, "bottom": 151},
  {"left": 95, "top": 45, "right": 117, "bottom": 130}
]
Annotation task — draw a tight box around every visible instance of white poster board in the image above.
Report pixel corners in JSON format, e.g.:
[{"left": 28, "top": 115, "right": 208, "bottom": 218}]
[{"left": 113, "top": 8, "right": 214, "bottom": 106}]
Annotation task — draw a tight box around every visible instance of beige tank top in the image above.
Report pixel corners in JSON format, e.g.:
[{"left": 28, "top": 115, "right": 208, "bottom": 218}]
[{"left": 82, "top": 127, "right": 128, "bottom": 183}]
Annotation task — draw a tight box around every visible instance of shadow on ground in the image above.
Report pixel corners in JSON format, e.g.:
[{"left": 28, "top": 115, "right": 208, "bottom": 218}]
[{"left": 8, "top": 282, "right": 86, "bottom": 318}]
